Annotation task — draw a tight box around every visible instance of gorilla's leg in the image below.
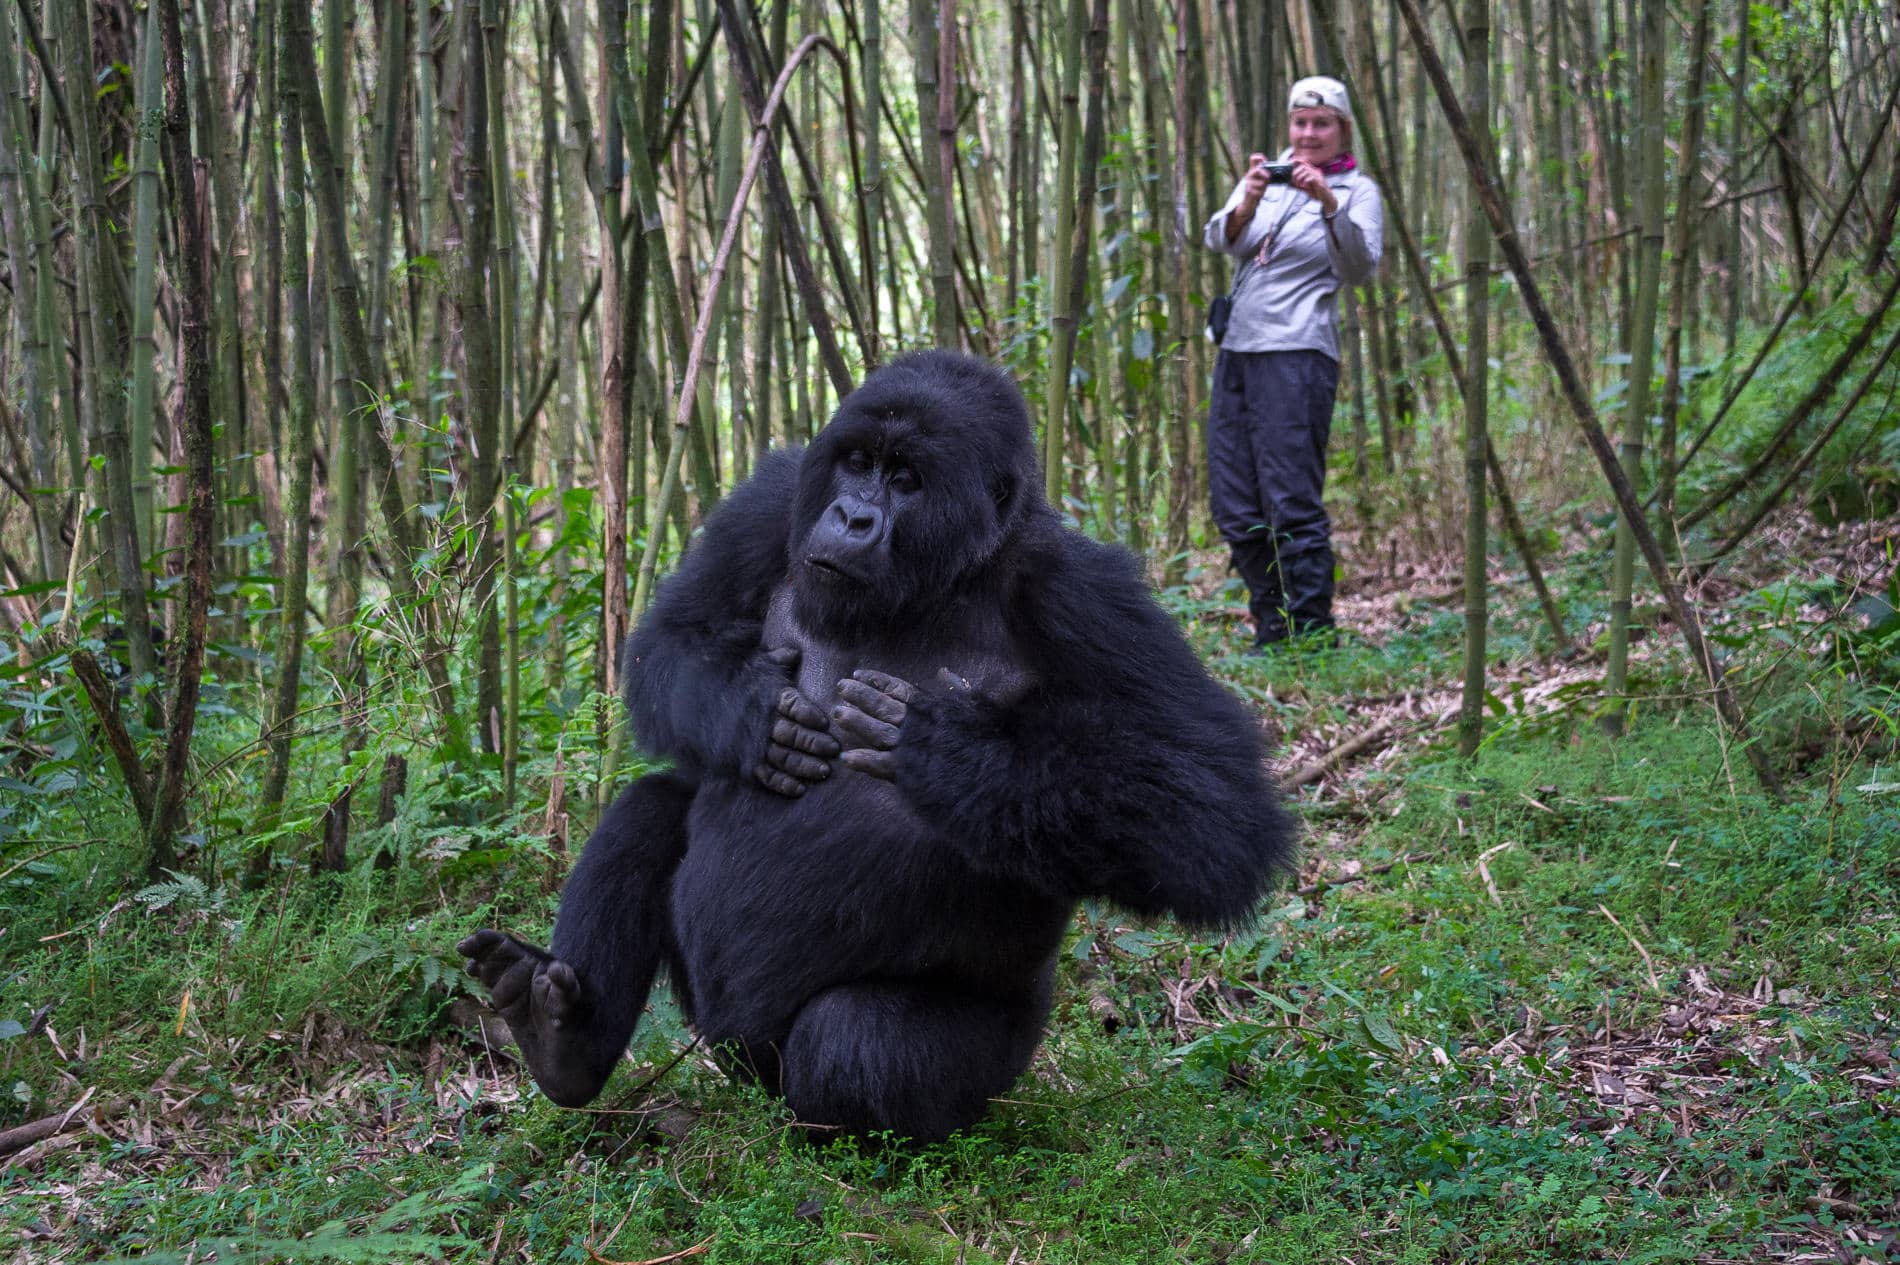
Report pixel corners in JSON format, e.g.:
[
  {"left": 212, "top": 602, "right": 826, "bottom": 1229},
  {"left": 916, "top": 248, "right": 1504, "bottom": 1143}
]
[
  {"left": 778, "top": 981, "right": 1048, "bottom": 1143},
  {"left": 460, "top": 770, "right": 694, "bottom": 1107}
]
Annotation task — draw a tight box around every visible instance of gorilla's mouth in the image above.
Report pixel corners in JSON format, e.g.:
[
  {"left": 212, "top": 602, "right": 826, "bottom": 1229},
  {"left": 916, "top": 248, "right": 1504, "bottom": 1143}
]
[{"left": 804, "top": 555, "right": 864, "bottom": 584}]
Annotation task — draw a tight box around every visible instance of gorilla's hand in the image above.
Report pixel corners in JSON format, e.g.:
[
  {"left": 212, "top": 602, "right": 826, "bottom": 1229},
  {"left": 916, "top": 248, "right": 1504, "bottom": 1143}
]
[
  {"left": 460, "top": 929, "right": 583, "bottom": 1025},
  {"left": 755, "top": 646, "right": 841, "bottom": 798},
  {"left": 834, "top": 667, "right": 971, "bottom": 780}
]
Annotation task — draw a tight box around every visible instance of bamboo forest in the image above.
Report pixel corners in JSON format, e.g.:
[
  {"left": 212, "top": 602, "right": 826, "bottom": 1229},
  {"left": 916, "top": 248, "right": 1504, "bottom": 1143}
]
[{"left": 0, "top": 0, "right": 1897, "bottom": 1257}]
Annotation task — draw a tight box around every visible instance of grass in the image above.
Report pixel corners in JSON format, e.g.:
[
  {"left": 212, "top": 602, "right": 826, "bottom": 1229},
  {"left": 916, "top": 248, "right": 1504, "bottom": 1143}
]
[{"left": 3, "top": 552, "right": 1897, "bottom": 1263}]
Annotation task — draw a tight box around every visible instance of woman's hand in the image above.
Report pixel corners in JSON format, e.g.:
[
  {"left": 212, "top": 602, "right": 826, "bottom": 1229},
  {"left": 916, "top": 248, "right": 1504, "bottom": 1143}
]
[
  {"left": 1240, "top": 152, "right": 1272, "bottom": 209},
  {"left": 1226, "top": 153, "right": 1274, "bottom": 243},
  {"left": 1288, "top": 159, "right": 1339, "bottom": 216}
]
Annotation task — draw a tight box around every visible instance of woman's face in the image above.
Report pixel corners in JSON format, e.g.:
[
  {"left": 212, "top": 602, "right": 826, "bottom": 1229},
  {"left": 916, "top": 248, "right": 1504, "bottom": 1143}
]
[{"left": 1288, "top": 108, "right": 1345, "bottom": 164}]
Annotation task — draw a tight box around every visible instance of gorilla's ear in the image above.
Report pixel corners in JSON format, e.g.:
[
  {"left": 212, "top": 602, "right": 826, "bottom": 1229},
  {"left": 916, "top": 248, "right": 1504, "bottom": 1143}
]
[{"left": 991, "top": 474, "right": 1015, "bottom": 511}]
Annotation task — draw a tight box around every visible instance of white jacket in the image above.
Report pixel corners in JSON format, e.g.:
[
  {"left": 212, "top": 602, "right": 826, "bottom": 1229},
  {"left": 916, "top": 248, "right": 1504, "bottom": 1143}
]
[{"left": 1201, "top": 154, "right": 1383, "bottom": 361}]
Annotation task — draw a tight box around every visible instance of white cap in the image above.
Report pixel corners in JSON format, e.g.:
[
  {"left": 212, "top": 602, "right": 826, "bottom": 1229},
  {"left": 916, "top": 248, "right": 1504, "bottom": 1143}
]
[{"left": 1287, "top": 76, "right": 1352, "bottom": 123}]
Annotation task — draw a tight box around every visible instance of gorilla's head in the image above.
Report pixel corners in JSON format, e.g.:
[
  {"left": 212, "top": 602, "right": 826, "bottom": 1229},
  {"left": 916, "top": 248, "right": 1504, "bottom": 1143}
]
[{"left": 791, "top": 351, "right": 1042, "bottom": 630}]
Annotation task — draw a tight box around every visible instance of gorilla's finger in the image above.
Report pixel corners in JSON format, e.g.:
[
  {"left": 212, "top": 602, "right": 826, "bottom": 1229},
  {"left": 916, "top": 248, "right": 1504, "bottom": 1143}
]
[
  {"left": 765, "top": 645, "right": 802, "bottom": 669},
  {"left": 754, "top": 763, "right": 809, "bottom": 797},
  {"left": 841, "top": 747, "right": 899, "bottom": 780},
  {"left": 832, "top": 702, "right": 901, "bottom": 750},
  {"left": 772, "top": 716, "right": 842, "bottom": 757},
  {"left": 776, "top": 688, "right": 832, "bottom": 733},
  {"left": 534, "top": 961, "right": 582, "bottom": 1023},
  {"left": 935, "top": 667, "right": 973, "bottom": 692},
  {"left": 838, "top": 677, "right": 909, "bottom": 726},
  {"left": 766, "top": 742, "right": 832, "bottom": 781},
  {"left": 458, "top": 929, "right": 505, "bottom": 961},
  {"left": 852, "top": 668, "right": 918, "bottom": 703}
]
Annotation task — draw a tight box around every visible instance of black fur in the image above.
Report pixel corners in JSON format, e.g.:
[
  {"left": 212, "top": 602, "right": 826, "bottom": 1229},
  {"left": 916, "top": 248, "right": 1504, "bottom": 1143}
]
[{"left": 462, "top": 351, "right": 1295, "bottom": 1141}]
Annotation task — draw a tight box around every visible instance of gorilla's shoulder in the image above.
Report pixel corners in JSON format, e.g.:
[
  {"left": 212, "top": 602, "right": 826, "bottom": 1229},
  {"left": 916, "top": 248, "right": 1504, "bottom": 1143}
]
[
  {"left": 1015, "top": 518, "right": 1155, "bottom": 603},
  {"left": 644, "top": 447, "right": 806, "bottom": 630},
  {"left": 687, "top": 447, "right": 804, "bottom": 551},
  {"left": 1001, "top": 519, "right": 1183, "bottom": 665},
  {"left": 727, "top": 446, "right": 806, "bottom": 513}
]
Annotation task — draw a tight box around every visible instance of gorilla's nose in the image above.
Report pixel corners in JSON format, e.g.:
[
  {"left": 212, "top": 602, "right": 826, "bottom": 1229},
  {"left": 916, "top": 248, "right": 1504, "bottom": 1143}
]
[{"left": 830, "top": 495, "right": 883, "bottom": 540}]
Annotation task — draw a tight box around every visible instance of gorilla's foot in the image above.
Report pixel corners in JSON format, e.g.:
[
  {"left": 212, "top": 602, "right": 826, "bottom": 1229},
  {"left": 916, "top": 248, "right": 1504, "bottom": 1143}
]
[{"left": 457, "top": 929, "right": 617, "bottom": 1107}]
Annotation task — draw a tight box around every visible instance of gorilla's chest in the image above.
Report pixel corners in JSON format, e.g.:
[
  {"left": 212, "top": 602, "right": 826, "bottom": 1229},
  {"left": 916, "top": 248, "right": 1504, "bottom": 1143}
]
[
  {"left": 674, "top": 587, "right": 1032, "bottom": 938},
  {"left": 760, "top": 585, "right": 1027, "bottom": 711}
]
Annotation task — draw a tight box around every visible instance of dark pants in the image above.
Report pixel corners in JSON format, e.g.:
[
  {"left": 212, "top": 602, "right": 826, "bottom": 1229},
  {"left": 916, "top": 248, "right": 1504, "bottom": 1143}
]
[{"left": 1207, "top": 348, "right": 1340, "bottom": 641}]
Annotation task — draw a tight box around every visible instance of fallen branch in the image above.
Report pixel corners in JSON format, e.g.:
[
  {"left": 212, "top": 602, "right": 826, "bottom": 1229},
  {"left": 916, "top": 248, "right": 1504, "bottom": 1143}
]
[
  {"left": 0, "top": 1089, "right": 107, "bottom": 1161},
  {"left": 1475, "top": 840, "right": 1515, "bottom": 907},
  {"left": 1284, "top": 720, "right": 1403, "bottom": 789},
  {"left": 1285, "top": 703, "right": 1465, "bottom": 791}
]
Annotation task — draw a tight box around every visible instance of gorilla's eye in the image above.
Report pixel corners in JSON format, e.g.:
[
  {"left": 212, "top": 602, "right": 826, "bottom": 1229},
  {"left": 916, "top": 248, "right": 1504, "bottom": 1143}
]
[
  {"left": 843, "top": 449, "right": 874, "bottom": 475},
  {"left": 889, "top": 466, "right": 922, "bottom": 493}
]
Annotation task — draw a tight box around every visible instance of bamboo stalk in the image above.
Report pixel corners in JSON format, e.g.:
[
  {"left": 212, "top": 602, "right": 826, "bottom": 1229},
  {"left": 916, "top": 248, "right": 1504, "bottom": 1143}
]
[
  {"left": 146, "top": 0, "right": 219, "bottom": 876},
  {"left": 1458, "top": 0, "right": 1493, "bottom": 759},
  {"left": 1602, "top": 0, "right": 1669, "bottom": 734},
  {"left": 0, "top": 0, "right": 59, "bottom": 581},
  {"left": 1393, "top": 0, "right": 1782, "bottom": 798},
  {"left": 256, "top": 44, "right": 318, "bottom": 843},
  {"left": 1655, "top": 0, "right": 1712, "bottom": 529},
  {"left": 1041, "top": 0, "right": 1086, "bottom": 501}
]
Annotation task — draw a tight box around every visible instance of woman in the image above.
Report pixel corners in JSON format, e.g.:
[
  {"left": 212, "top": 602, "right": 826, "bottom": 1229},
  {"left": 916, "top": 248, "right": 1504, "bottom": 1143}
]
[{"left": 1202, "top": 76, "right": 1383, "bottom": 646}]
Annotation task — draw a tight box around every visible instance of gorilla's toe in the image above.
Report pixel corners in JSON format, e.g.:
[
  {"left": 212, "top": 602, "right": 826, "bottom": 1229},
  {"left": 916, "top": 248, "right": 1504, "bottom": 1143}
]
[{"left": 535, "top": 960, "right": 584, "bottom": 1023}]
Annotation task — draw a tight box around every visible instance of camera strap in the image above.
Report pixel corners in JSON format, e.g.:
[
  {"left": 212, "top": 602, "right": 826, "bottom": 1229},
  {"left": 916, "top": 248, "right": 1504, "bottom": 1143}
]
[
  {"left": 1252, "top": 186, "right": 1303, "bottom": 269},
  {"left": 1225, "top": 256, "right": 1255, "bottom": 302}
]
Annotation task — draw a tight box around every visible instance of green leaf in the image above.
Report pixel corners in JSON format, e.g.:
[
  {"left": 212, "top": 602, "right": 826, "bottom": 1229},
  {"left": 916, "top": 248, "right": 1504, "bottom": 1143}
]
[
  {"left": 1112, "top": 930, "right": 1162, "bottom": 959},
  {"left": 1359, "top": 1012, "right": 1405, "bottom": 1054},
  {"left": 1255, "top": 990, "right": 1304, "bottom": 1016}
]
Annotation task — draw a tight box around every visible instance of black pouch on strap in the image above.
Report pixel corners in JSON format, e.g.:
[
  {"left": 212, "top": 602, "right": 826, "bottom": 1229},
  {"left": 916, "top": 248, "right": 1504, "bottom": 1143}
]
[
  {"left": 1206, "top": 293, "right": 1233, "bottom": 345},
  {"left": 1205, "top": 259, "right": 1253, "bottom": 346}
]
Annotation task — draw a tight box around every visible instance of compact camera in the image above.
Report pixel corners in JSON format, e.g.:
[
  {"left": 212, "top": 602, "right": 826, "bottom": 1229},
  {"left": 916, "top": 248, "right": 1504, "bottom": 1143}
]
[{"left": 1260, "top": 161, "right": 1295, "bottom": 184}]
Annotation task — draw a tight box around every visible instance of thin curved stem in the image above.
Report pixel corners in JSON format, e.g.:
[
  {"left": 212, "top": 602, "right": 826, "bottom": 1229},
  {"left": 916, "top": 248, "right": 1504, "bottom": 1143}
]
[{"left": 632, "top": 34, "right": 858, "bottom": 619}]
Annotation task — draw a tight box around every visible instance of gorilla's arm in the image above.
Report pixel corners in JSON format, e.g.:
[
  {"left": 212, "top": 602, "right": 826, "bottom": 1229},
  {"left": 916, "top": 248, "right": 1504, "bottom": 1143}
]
[
  {"left": 622, "top": 448, "right": 809, "bottom": 779},
  {"left": 885, "top": 535, "right": 1296, "bottom": 927}
]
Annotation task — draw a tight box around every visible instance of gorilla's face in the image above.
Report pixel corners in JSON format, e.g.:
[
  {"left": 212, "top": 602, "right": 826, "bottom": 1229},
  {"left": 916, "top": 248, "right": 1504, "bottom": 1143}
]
[{"left": 790, "top": 352, "right": 1038, "bottom": 631}]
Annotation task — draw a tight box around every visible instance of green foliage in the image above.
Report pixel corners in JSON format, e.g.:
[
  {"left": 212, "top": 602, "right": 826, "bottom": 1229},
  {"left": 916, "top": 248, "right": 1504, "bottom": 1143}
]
[
  {"left": 4, "top": 260, "right": 1897, "bottom": 1261},
  {"left": 4, "top": 568, "right": 1896, "bottom": 1262},
  {"left": 94, "top": 1163, "right": 495, "bottom": 1263}
]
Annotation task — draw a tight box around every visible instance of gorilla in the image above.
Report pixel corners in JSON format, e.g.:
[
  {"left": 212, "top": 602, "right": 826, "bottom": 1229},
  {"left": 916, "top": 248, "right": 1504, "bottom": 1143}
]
[{"left": 460, "top": 351, "right": 1294, "bottom": 1142}]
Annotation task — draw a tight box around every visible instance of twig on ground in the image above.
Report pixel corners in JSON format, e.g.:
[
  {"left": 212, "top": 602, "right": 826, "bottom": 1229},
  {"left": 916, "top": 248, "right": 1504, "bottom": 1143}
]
[
  {"left": 1284, "top": 720, "right": 1403, "bottom": 789},
  {"left": 587, "top": 1234, "right": 713, "bottom": 1265},
  {"left": 1296, "top": 851, "right": 1435, "bottom": 896},
  {"left": 1599, "top": 904, "right": 1663, "bottom": 993},
  {"left": 1476, "top": 841, "right": 1515, "bottom": 907}
]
